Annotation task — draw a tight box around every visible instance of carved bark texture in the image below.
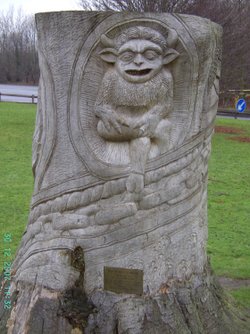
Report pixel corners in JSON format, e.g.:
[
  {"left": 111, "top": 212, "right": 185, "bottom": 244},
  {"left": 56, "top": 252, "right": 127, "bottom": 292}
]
[{"left": 0, "top": 11, "right": 249, "bottom": 334}]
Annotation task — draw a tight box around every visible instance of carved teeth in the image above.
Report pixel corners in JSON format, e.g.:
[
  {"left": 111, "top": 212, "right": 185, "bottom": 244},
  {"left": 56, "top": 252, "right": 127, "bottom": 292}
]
[{"left": 126, "top": 69, "right": 151, "bottom": 76}]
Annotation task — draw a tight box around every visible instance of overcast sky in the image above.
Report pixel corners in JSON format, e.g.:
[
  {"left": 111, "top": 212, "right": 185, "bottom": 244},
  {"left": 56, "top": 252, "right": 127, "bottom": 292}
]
[{"left": 0, "top": 0, "right": 80, "bottom": 15}]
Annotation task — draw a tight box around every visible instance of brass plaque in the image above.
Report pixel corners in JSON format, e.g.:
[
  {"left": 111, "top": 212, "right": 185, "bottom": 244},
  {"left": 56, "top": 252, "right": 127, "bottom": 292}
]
[{"left": 104, "top": 266, "right": 143, "bottom": 295}]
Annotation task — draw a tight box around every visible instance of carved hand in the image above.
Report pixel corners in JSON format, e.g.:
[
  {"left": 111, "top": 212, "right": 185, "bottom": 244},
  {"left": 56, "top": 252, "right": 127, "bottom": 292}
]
[
  {"left": 132, "top": 106, "right": 164, "bottom": 136},
  {"left": 95, "top": 105, "right": 129, "bottom": 134}
]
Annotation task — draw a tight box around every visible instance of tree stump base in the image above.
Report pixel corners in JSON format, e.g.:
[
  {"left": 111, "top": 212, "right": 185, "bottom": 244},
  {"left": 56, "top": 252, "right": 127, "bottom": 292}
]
[{"left": 1, "top": 266, "right": 250, "bottom": 333}]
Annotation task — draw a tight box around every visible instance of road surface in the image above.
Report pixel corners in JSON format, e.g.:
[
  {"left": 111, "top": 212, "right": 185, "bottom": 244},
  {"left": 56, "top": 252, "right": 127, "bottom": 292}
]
[{"left": 0, "top": 84, "right": 38, "bottom": 103}]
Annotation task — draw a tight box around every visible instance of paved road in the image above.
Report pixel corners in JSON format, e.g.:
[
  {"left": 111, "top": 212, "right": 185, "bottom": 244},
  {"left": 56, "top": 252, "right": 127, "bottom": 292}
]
[{"left": 0, "top": 84, "right": 38, "bottom": 103}]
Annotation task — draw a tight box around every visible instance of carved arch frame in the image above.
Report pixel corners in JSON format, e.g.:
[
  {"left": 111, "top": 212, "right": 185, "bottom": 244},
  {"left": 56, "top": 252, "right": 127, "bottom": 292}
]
[{"left": 68, "top": 15, "right": 199, "bottom": 180}]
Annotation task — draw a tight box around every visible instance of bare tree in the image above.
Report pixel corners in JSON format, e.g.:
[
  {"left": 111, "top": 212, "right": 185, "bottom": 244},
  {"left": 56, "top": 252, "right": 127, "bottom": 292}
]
[
  {"left": 185, "top": 0, "right": 250, "bottom": 91},
  {"left": 0, "top": 6, "right": 39, "bottom": 84},
  {"left": 78, "top": 0, "right": 195, "bottom": 12}
]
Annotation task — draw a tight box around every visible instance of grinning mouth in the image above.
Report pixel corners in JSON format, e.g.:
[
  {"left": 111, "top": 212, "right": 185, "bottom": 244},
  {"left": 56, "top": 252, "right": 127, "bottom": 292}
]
[{"left": 125, "top": 69, "right": 152, "bottom": 76}]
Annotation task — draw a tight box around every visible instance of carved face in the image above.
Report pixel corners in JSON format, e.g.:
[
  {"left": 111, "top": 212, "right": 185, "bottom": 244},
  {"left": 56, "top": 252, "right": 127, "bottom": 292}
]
[
  {"left": 99, "top": 31, "right": 179, "bottom": 83},
  {"left": 116, "top": 39, "right": 163, "bottom": 83}
]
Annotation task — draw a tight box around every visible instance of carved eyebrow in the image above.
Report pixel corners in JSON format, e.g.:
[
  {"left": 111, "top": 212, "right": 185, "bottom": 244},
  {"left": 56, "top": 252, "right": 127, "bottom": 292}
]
[
  {"left": 118, "top": 46, "right": 136, "bottom": 54},
  {"left": 142, "top": 45, "right": 162, "bottom": 54},
  {"left": 119, "top": 44, "right": 162, "bottom": 54}
]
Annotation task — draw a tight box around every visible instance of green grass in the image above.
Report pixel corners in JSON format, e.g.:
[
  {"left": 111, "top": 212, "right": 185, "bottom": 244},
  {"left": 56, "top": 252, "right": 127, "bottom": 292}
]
[
  {"left": 229, "top": 288, "right": 250, "bottom": 309},
  {"left": 0, "top": 103, "right": 249, "bottom": 306},
  {"left": 0, "top": 102, "right": 35, "bottom": 263},
  {"left": 207, "top": 117, "right": 250, "bottom": 279}
]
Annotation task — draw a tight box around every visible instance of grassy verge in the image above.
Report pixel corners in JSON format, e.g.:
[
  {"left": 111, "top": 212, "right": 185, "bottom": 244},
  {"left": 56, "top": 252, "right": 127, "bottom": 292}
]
[
  {"left": 0, "top": 103, "right": 249, "bottom": 307},
  {"left": 207, "top": 117, "right": 250, "bottom": 279},
  {"left": 0, "top": 102, "right": 35, "bottom": 263},
  {"left": 207, "top": 117, "right": 250, "bottom": 308},
  {"left": 229, "top": 288, "right": 250, "bottom": 309}
]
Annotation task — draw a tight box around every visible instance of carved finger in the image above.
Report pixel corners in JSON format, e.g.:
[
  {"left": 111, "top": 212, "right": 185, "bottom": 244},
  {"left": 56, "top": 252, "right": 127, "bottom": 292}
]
[
  {"left": 117, "top": 116, "right": 130, "bottom": 127},
  {"left": 132, "top": 119, "right": 145, "bottom": 129},
  {"left": 95, "top": 105, "right": 107, "bottom": 117},
  {"left": 102, "top": 117, "right": 111, "bottom": 131},
  {"left": 110, "top": 119, "right": 122, "bottom": 134}
]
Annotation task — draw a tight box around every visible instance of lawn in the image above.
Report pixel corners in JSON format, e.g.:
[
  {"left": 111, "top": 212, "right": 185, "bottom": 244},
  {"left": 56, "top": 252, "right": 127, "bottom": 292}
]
[
  {"left": 207, "top": 117, "right": 250, "bottom": 308},
  {"left": 0, "top": 103, "right": 249, "bottom": 308},
  {"left": 208, "top": 117, "right": 250, "bottom": 281},
  {"left": 0, "top": 103, "right": 35, "bottom": 261}
]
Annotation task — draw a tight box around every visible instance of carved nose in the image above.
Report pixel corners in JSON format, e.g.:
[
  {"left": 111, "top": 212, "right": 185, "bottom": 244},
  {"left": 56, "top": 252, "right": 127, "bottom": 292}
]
[{"left": 134, "top": 54, "right": 144, "bottom": 65}]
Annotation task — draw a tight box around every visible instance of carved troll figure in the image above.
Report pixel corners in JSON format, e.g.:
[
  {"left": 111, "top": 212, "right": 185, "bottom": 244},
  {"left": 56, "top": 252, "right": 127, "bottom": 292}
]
[{"left": 95, "top": 26, "right": 179, "bottom": 192}]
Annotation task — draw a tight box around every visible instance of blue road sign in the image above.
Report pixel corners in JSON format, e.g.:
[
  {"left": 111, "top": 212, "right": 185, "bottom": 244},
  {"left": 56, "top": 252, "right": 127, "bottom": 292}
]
[{"left": 236, "top": 98, "right": 246, "bottom": 113}]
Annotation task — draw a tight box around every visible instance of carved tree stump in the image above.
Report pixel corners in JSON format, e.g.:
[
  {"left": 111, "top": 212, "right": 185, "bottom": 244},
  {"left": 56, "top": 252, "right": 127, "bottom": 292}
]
[{"left": 0, "top": 11, "right": 249, "bottom": 334}]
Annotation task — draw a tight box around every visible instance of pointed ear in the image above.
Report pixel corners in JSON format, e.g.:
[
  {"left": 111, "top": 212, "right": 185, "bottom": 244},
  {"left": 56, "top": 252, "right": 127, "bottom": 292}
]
[
  {"left": 163, "top": 49, "right": 179, "bottom": 65},
  {"left": 99, "top": 48, "right": 118, "bottom": 63}
]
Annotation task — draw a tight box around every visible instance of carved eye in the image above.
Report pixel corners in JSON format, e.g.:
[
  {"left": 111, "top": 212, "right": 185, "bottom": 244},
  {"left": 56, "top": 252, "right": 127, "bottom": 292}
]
[
  {"left": 143, "top": 50, "right": 159, "bottom": 60},
  {"left": 119, "top": 51, "right": 134, "bottom": 62}
]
